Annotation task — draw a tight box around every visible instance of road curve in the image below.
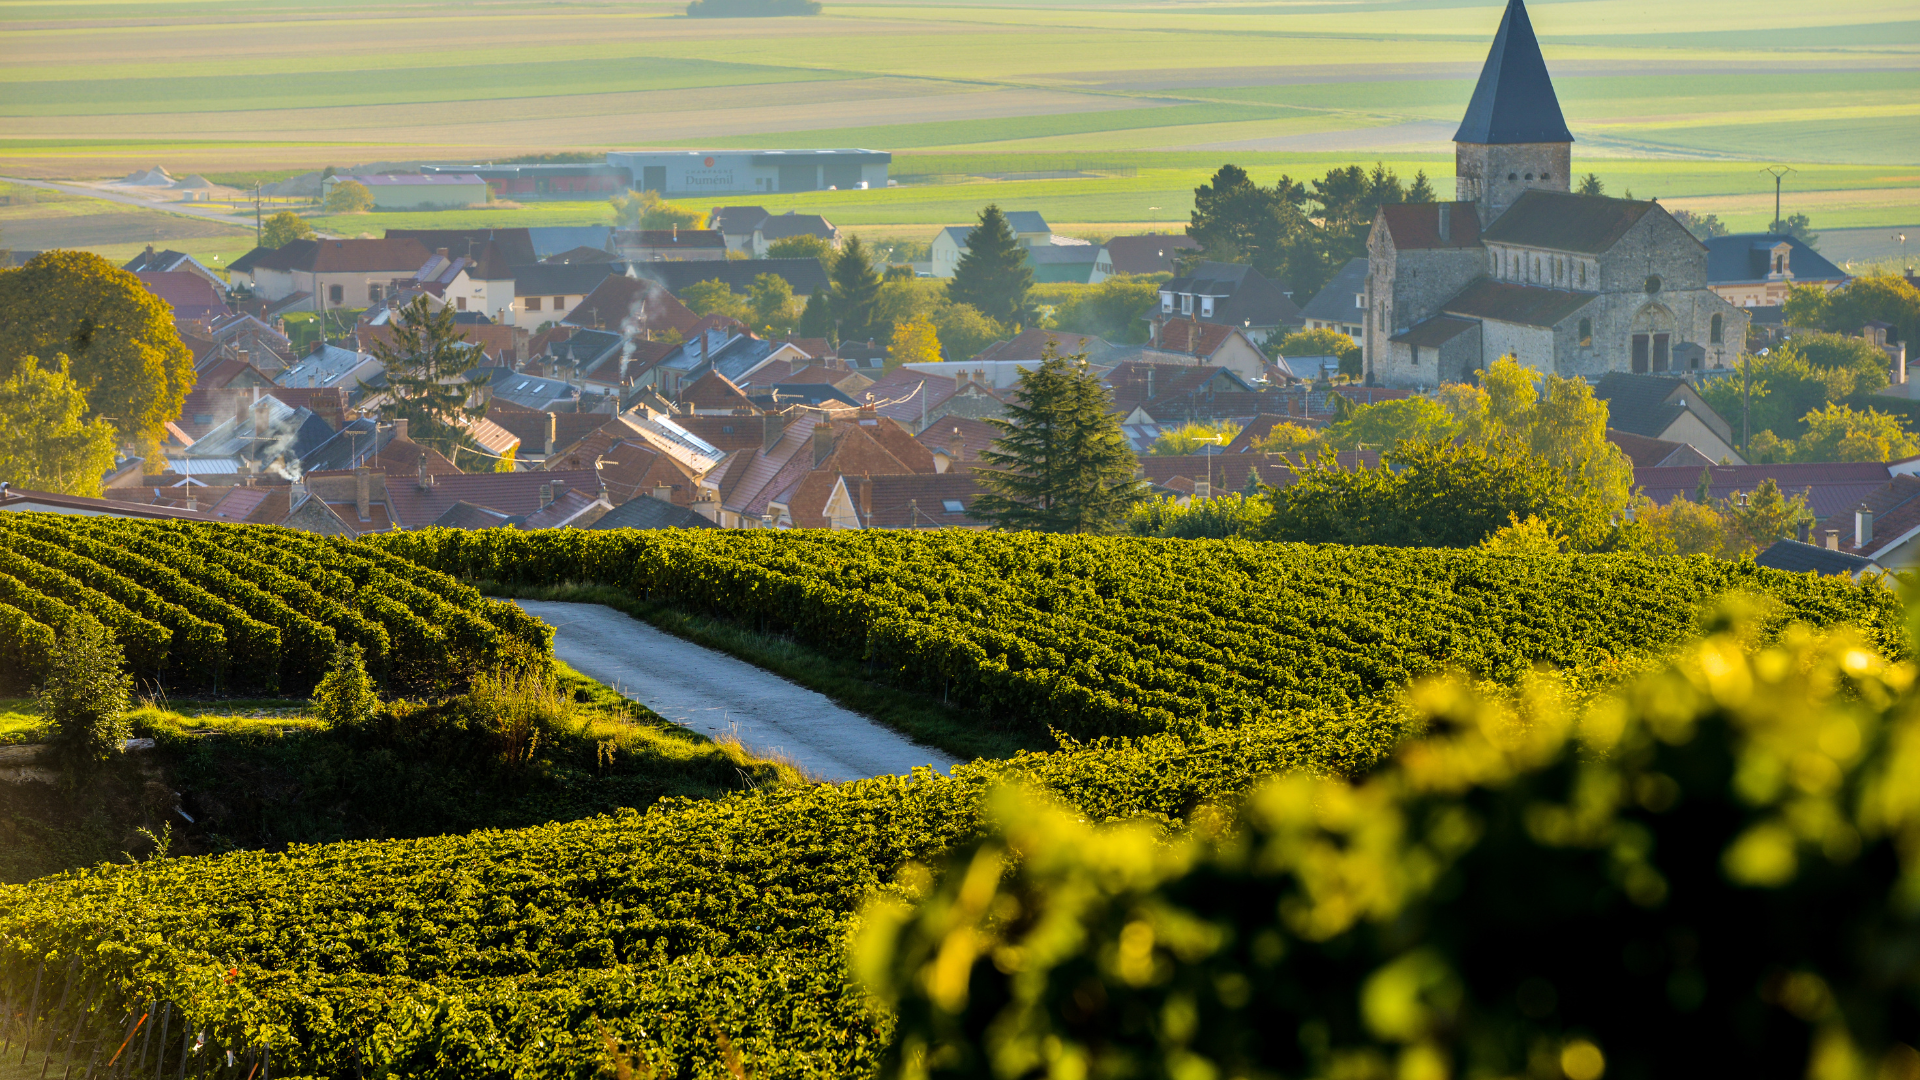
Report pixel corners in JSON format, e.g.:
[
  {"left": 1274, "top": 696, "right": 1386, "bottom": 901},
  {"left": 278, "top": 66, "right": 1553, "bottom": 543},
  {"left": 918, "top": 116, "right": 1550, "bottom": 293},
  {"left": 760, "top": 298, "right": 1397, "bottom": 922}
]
[{"left": 515, "top": 600, "right": 958, "bottom": 783}]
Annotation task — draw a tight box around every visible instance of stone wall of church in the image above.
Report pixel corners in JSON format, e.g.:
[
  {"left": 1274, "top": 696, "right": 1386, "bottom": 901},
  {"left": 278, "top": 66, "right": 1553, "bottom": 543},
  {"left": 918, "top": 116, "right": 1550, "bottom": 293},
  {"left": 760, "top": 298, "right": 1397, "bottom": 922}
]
[
  {"left": 1456, "top": 142, "right": 1572, "bottom": 224},
  {"left": 1560, "top": 212, "right": 1749, "bottom": 378},
  {"left": 1482, "top": 319, "right": 1559, "bottom": 373},
  {"left": 1365, "top": 222, "right": 1484, "bottom": 386}
]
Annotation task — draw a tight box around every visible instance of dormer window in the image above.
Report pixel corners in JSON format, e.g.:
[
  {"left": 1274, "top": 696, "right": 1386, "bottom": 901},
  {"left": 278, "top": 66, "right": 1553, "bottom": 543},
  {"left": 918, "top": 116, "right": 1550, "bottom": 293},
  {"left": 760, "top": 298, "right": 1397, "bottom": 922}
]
[
  {"left": 1354, "top": 293, "right": 1364, "bottom": 309},
  {"left": 1200, "top": 296, "right": 1214, "bottom": 318},
  {"left": 1160, "top": 290, "right": 1173, "bottom": 313},
  {"left": 1180, "top": 293, "right": 1193, "bottom": 315}
]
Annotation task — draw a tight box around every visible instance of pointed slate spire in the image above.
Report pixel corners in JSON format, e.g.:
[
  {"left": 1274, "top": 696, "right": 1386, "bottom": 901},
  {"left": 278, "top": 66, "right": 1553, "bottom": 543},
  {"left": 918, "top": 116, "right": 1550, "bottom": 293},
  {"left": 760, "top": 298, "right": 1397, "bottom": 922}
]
[{"left": 1453, "top": 0, "right": 1574, "bottom": 145}]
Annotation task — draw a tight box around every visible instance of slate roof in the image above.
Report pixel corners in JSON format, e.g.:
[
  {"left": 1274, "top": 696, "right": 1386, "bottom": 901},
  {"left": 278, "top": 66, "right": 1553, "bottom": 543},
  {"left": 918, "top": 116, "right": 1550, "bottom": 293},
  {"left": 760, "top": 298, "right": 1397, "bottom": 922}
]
[
  {"left": 1704, "top": 233, "right": 1849, "bottom": 285},
  {"left": 1300, "top": 259, "right": 1371, "bottom": 323},
  {"left": 386, "top": 229, "right": 537, "bottom": 267},
  {"left": 708, "top": 207, "right": 771, "bottom": 236},
  {"left": 563, "top": 275, "right": 704, "bottom": 338},
  {"left": 1480, "top": 190, "right": 1659, "bottom": 254},
  {"left": 526, "top": 226, "right": 614, "bottom": 260},
  {"left": 755, "top": 212, "right": 836, "bottom": 242},
  {"left": 486, "top": 371, "right": 586, "bottom": 411},
  {"left": 1607, "top": 429, "right": 1713, "bottom": 470},
  {"left": 1593, "top": 373, "right": 1732, "bottom": 443},
  {"left": 617, "top": 229, "right": 727, "bottom": 251},
  {"left": 1633, "top": 463, "right": 1894, "bottom": 518},
  {"left": 857, "top": 472, "right": 991, "bottom": 529},
  {"left": 511, "top": 261, "right": 618, "bottom": 297},
  {"left": 136, "top": 271, "right": 232, "bottom": 322},
  {"left": 1755, "top": 539, "right": 1880, "bottom": 577},
  {"left": 939, "top": 213, "right": 1052, "bottom": 248},
  {"left": 976, "top": 328, "right": 1116, "bottom": 364},
  {"left": 1103, "top": 233, "right": 1199, "bottom": 276},
  {"left": 1454, "top": 0, "right": 1573, "bottom": 145},
  {"left": 542, "top": 245, "right": 620, "bottom": 265},
  {"left": 1377, "top": 203, "right": 1483, "bottom": 251},
  {"left": 1390, "top": 316, "right": 1480, "bottom": 348},
  {"left": 588, "top": 494, "right": 717, "bottom": 530},
  {"left": 625, "top": 258, "right": 831, "bottom": 298},
  {"left": 1160, "top": 261, "right": 1303, "bottom": 327},
  {"left": 1442, "top": 278, "right": 1596, "bottom": 327},
  {"left": 429, "top": 501, "right": 521, "bottom": 530}
]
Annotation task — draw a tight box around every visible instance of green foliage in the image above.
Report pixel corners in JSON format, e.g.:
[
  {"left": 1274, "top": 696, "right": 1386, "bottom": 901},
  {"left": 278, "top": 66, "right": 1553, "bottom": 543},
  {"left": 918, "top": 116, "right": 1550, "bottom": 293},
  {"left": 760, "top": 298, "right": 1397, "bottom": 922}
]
[
  {"left": 832, "top": 235, "right": 884, "bottom": 342},
  {"left": 609, "top": 189, "right": 703, "bottom": 227},
  {"left": 860, "top": 622, "right": 1920, "bottom": 1080},
  {"left": 947, "top": 205, "right": 1033, "bottom": 327},
  {"left": 1263, "top": 438, "right": 1618, "bottom": 550},
  {"left": 34, "top": 619, "right": 133, "bottom": 774},
  {"left": 686, "top": 0, "right": 820, "bottom": 15},
  {"left": 1186, "top": 162, "right": 1417, "bottom": 297},
  {"left": 1034, "top": 276, "right": 1159, "bottom": 344},
  {"left": 871, "top": 277, "right": 946, "bottom": 339},
  {"left": 1772, "top": 211, "right": 1819, "bottom": 246},
  {"left": 929, "top": 302, "right": 1003, "bottom": 363},
  {"left": 1274, "top": 326, "right": 1360, "bottom": 369},
  {"left": 765, "top": 233, "right": 834, "bottom": 262},
  {"left": 1784, "top": 282, "right": 1833, "bottom": 328},
  {"left": 1325, "top": 395, "right": 1460, "bottom": 452},
  {"left": 0, "top": 601, "right": 56, "bottom": 693},
  {"left": 1701, "top": 338, "right": 1902, "bottom": 449},
  {"left": 0, "top": 250, "right": 195, "bottom": 463},
  {"left": 0, "top": 353, "right": 120, "bottom": 497},
  {"left": 314, "top": 641, "right": 379, "bottom": 732},
  {"left": 1125, "top": 493, "right": 1272, "bottom": 539},
  {"left": 321, "top": 178, "right": 373, "bottom": 213},
  {"left": 1577, "top": 172, "right": 1605, "bottom": 196},
  {"left": 1671, "top": 207, "right": 1730, "bottom": 239},
  {"left": 890, "top": 313, "right": 943, "bottom": 366},
  {"left": 748, "top": 272, "right": 797, "bottom": 336},
  {"left": 1792, "top": 401, "right": 1918, "bottom": 462},
  {"left": 1147, "top": 420, "right": 1239, "bottom": 456},
  {"left": 797, "top": 286, "right": 834, "bottom": 341},
  {"left": 1824, "top": 273, "right": 1920, "bottom": 351},
  {"left": 680, "top": 278, "right": 752, "bottom": 323},
  {"left": 367, "top": 296, "right": 491, "bottom": 457},
  {"left": 974, "top": 344, "right": 1145, "bottom": 533},
  {"left": 1719, "top": 477, "right": 1814, "bottom": 554},
  {"left": 260, "top": 210, "right": 314, "bottom": 249}
]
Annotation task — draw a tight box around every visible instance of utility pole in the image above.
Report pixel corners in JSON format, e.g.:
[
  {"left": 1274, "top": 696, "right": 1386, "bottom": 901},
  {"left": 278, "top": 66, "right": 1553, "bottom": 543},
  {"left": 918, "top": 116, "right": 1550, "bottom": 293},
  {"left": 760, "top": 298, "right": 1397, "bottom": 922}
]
[
  {"left": 1762, "top": 166, "right": 1796, "bottom": 233},
  {"left": 254, "top": 183, "right": 262, "bottom": 247}
]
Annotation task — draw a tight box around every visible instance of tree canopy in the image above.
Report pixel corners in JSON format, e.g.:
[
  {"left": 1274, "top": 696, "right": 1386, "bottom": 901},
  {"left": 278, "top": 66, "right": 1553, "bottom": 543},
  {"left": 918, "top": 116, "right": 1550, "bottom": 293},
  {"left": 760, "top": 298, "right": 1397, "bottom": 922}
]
[
  {"left": 889, "top": 314, "right": 942, "bottom": 368},
  {"left": 1039, "top": 277, "right": 1160, "bottom": 344},
  {"left": 830, "top": 236, "right": 883, "bottom": 343},
  {"left": 0, "top": 354, "right": 120, "bottom": 496},
  {"left": 0, "top": 250, "right": 194, "bottom": 463},
  {"left": 322, "top": 179, "right": 373, "bottom": 214},
  {"left": 609, "top": 190, "right": 703, "bottom": 229},
  {"left": 948, "top": 205, "right": 1033, "bottom": 327},
  {"left": 748, "top": 273, "right": 796, "bottom": 337},
  {"left": 260, "top": 211, "right": 314, "bottom": 249},
  {"left": 974, "top": 343, "right": 1145, "bottom": 533},
  {"left": 764, "top": 234, "right": 834, "bottom": 262},
  {"left": 680, "top": 279, "right": 751, "bottom": 323},
  {"left": 366, "top": 296, "right": 489, "bottom": 457},
  {"left": 1185, "top": 162, "right": 1432, "bottom": 298}
]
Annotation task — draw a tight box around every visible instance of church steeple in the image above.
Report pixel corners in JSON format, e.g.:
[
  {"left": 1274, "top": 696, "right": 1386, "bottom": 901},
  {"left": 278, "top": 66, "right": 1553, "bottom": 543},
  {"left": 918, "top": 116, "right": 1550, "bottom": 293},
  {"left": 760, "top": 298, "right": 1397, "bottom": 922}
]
[
  {"left": 1453, "top": 0, "right": 1573, "bottom": 224},
  {"left": 1455, "top": 0, "right": 1573, "bottom": 145}
]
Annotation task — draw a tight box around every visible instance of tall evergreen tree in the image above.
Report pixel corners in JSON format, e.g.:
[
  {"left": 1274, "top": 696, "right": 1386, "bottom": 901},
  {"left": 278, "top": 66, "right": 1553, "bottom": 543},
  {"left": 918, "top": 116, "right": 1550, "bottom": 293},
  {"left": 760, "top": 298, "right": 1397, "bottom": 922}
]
[
  {"left": 947, "top": 205, "right": 1033, "bottom": 326},
  {"left": 974, "top": 343, "right": 1145, "bottom": 533},
  {"left": 1406, "top": 170, "right": 1437, "bottom": 203},
  {"left": 798, "top": 287, "right": 835, "bottom": 342},
  {"left": 831, "top": 236, "right": 883, "bottom": 343},
  {"left": 367, "top": 296, "right": 488, "bottom": 456}
]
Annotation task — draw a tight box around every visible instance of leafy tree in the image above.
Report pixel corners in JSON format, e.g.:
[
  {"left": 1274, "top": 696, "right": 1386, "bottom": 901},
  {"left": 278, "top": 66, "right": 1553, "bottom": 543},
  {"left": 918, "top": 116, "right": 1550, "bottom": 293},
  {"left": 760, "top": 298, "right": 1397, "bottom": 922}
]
[
  {"left": 314, "top": 642, "right": 380, "bottom": 731},
  {"left": 748, "top": 273, "right": 796, "bottom": 336},
  {"left": 889, "top": 313, "right": 942, "bottom": 368},
  {"left": 1040, "top": 277, "right": 1160, "bottom": 344},
  {"left": 1783, "top": 282, "right": 1832, "bottom": 329},
  {"left": 1701, "top": 338, "right": 1891, "bottom": 448},
  {"left": 830, "top": 235, "right": 883, "bottom": 343},
  {"left": 1577, "top": 172, "right": 1605, "bottom": 196},
  {"left": 1626, "top": 494, "right": 1727, "bottom": 557},
  {"left": 322, "top": 179, "right": 373, "bottom": 214},
  {"left": 1148, "top": 420, "right": 1240, "bottom": 456},
  {"left": 260, "top": 211, "right": 314, "bottom": 249},
  {"left": 766, "top": 234, "right": 834, "bottom": 262},
  {"left": 1824, "top": 273, "right": 1920, "bottom": 349},
  {"left": 948, "top": 205, "right": 1033, "bottom": 326},
  {"left": 367, "top": 296, "right": 488, "bottom": 455},
  {"left": 1126, "top": 492, "right": 1272, "bottom": 539},
  {"left": 1792, "top": 402, "right": 1917, "bottom": 462},
  {"left": 871, "top": 278, "right": 946, "bottom": 339},
  {"left": 1719, "top": 478, "right": 1811, "bottom": 554},
  {"left": 797, "top": 287, "right": 834, "bottom": 341},
  {"left": 930, "top": 302, "right": 1002, "bottom": 362},
  {"left": 35, "top": 619, "right": 133, "bottom": 776},
  {"left": 1262, "top": 438, "right": 1610, "bottom": 549},
  {"left": 609, "top": 189, "right": 703, "bottom": 228},
  {"left": 681, "top": 279, "right": 751, "bottom": 323},
  {"left": 1670, "top": 208, "right": 1729, "bottom": 240},
  {"left": 0, "top": 354, "right": 120, "bottom": 496},
  {"left": 1273, "top": 327, "right": 1361, "bottom": 379},
  {"left": 1480, "top": 513, "right": 1569, "bottom": 555},
  {"left": 0, "top": 250, "right": 194, "bottom": 463},
  {"left": 1326, "top": 396, "right": 1461, "bottom": 451},
  {"left": 1248, "top": 421, "right": 1325, "bottom": 455},
  {"left": 975, "top": 343, "right": 1146, "bottom": 533},
  {"left": 1771, "top": 212, "right": 1818, "bottom": 246},
  {"left": 883, "top": 263, "right": 915, "bottom": 282}
]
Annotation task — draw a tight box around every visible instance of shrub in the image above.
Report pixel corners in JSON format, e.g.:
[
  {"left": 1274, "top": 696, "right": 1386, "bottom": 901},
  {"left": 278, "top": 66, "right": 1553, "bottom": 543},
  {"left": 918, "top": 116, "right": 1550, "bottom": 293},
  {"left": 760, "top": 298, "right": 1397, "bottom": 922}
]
[
  {"left": 314, "top": 642, "right": 380, "bottom": 732},
  {"left": 34, "top": 621, "right": 134, "bottom": 773}
]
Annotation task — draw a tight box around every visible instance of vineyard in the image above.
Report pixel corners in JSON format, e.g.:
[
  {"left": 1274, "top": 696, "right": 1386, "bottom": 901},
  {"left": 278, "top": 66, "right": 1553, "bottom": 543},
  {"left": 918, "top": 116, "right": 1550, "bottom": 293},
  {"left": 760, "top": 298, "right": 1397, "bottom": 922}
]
[
  {"left": 0, "top": 515, "right": 550, "bottom": 695},
  {"left": 372, "top": 528, "right": 1905, "bottom": 740},
  {"left": 0, "top": 524, "right": 1907, "bottom": 1077}
]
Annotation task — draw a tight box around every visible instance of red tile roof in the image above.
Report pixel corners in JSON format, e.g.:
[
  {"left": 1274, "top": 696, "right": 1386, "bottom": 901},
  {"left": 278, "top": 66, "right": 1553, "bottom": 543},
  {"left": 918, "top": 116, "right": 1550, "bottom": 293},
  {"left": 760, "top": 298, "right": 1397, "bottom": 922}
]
[
  {"left": 1379, "top": 202, "right": 1482, "bottom": 250},
  {"left": 307, "top": 238, "right": 434, "bottom": 275},
  {"left": 855, "top": 471, "right": 991, "bottom": 529},
  {"left": 678, "top": 370, "right": 756, "bottom": 412},
  {"left": 976, "top": 328, "right": 1112, "bottom": 363},
  {"left": 383, "top": 468, "right": 603, "bottom": 529},
  {"left": 1636, "top": 463, "right": 1895, "bottom": 518},
  {"left": 562, "top": 275, "right": 703, "bottom": 338}
]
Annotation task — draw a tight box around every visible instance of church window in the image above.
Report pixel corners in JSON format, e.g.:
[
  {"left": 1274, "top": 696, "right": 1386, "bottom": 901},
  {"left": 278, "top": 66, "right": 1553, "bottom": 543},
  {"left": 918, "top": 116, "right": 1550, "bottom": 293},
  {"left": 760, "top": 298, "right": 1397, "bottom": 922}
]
[
  {"left": 1711, "top": 313, "right": 1724, "bottom": 344},
  {"left": 1579, "top": 318, "right": 1592, "bottom": 347},
  {"left": 1525, "top": 173, "right": 1534, "bottom": 181},
  {"left": 1644, "top": 275, "right": 1663, "bottom": 294},
  {"left": 1541, "top": 173, "right": 1550, "bottom": 181},
  {"left": 1578, "top": 262, "right": 1586, "bottom": 287},
  {"left": 1508, "top": 173, "right": 1518, "bottom": 181}
]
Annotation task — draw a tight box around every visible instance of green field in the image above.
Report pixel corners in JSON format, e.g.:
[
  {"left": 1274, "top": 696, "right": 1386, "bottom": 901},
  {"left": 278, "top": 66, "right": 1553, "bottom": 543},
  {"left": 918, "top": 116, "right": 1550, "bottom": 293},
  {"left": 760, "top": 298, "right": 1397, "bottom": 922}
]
[{"left": 1, "top": 0, "right": 1914, "bottom": 261}]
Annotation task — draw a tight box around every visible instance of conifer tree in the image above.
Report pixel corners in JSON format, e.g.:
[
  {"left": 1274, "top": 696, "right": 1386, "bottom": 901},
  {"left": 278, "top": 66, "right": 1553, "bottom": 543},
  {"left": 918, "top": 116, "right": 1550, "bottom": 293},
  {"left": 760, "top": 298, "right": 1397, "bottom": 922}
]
[
  {"left": 948, "top": 205, "right": 1033, "bottom": 327},
  {"left": 974, "top": 342, "right": 1145, "bottom": 533},
  {"left": 368, "top": 296, "right": 488, "bottom": 455},
  {"left": 830, "top": 236, "right": 882, "bottom": 343},
  {"left": 798, "top": 287, "right": 835, "bottom": 343}
]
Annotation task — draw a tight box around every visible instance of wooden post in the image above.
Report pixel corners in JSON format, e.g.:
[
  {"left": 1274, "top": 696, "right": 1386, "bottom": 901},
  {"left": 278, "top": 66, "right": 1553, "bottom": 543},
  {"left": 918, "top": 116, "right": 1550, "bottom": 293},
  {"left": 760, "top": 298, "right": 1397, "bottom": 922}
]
[{"left": 17, "top": 962, "right": 44, "bottom": 1065}]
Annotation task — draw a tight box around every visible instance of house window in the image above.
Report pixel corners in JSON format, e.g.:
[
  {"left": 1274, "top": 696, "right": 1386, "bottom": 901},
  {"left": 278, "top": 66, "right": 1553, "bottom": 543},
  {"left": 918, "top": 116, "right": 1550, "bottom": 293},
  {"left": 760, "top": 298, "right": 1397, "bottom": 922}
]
[
  {"left": 1710, "top": 313, "right": 1724, "bottom": 344},
  {"left": 1180, "top": 293, "right": 1192, "bottom": 314},
  {"left": 553, "top": 296, "right": 564, "bottom": 308},
  {"left": 1200, "top": 296, "right": 1213, "bottom": 318},
  {"left": 1578, "top": 318, "right": 1592, "bottom": 347},
  {"left": 368, "top": 284, "right": 382, "bottom": 302},
  {"left": 525, "top": 297, "right": 543, "bottom": 312},
  {"left": 328, "top": 284, "right": 344, "bottom": 305},
  {"left": 456, "top": 296, "right": 467, "bottom": 311},
  {"left": 1161, "top": 292, "right": 1173, "bottom": 313},
  {"left": 1354, "top": 293, "right": 1364, "bottom": 309}
]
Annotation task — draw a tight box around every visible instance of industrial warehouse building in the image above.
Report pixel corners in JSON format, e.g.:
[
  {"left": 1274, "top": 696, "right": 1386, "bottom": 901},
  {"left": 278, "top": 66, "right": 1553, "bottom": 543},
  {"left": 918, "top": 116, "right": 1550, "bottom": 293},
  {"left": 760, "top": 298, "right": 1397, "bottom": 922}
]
[{"left": 416, "top": 150, "right": 893, "bottom": 201}]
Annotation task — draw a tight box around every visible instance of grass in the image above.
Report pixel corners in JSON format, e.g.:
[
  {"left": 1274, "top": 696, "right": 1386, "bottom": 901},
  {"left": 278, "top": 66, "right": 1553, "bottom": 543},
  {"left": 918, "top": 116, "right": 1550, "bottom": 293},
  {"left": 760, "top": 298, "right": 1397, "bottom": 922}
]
[
  {"left": 0, "top": 696, "right": 312, "bottom": 745},
  {"left": 481, "top": 581, "right": 1046, "bottom": 763}
]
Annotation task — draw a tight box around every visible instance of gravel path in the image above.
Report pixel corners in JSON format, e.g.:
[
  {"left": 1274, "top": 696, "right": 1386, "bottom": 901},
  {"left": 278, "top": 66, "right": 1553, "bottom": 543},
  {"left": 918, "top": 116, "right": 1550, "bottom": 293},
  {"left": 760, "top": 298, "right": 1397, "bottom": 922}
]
[{"left": 516, "top": 600, "right": 957, "bottom": 783}]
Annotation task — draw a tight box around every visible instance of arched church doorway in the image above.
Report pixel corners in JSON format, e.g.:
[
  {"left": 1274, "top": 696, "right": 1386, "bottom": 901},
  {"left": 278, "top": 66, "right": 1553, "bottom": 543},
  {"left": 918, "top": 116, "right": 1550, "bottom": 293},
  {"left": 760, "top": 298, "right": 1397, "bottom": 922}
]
[{"left": 1631, "top": 304, "right": 1676, "bottom": 373}]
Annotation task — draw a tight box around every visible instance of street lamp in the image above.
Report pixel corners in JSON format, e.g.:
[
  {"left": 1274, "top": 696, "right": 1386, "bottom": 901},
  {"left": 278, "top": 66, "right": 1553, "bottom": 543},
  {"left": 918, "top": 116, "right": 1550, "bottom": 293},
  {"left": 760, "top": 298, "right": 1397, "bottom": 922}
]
[{"left": 1899, "top": 232, "right": 1910, "bottom": 273}]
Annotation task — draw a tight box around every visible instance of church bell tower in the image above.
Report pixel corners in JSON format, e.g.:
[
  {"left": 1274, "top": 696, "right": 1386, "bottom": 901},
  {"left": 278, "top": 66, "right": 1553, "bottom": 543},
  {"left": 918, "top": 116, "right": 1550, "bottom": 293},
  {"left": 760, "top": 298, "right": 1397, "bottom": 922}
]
[{"left": 1454, "top": 0, "right": 1573, "bottom": 225}]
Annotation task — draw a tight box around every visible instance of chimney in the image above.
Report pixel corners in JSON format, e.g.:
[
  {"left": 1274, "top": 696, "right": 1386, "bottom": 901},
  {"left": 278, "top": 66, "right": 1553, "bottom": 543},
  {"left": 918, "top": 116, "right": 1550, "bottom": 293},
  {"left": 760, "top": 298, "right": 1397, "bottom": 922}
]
[
  {"left": 544, "top": 412, "right": 557, "bottom": 458},
  {"left": 1797, "top": 519, "right": 1811, "bottom": 544},
  {"left": 392, "top": 417, "right": 409, "bottom": 442},
  {"left": 859, "top": 475, "right": 872, "bottom": 520},
  {"left": 437, "top": 247, "right": 450, "bottom": 259},
  {"left": 237, "top": 348, "right": 250, "bottom": 368},
  {"left": 948, "top": 427, "right": 964, "bottom": 469},
  {"left": 813, "top": 422, "right": 835, "bottom": 467},
  {"left": 700, "top": 331, "right": 710, "bottom": 368},
  {"left": 1897, "top": 342, "right": 1908, "bottom": 386},
  {"left": 1438, "top": 204, "right": 1451, "bottom": 242},
  {"left": 1856, "top": 504, "right": 1874, "bottom": 549},
  {"left": 355, "top": 466, "right": 371, "bottom": 521},
  {"left": 1826, "top": 529, "right": 1840, "bottom": 551},
  {"left": 417, "top": 451, "right": 433, "bottom": 491},
  {"left": 185, "top": 487, "right": 197, "bottom": 513},
  {"left": 692, "top": 490, "right": 719, "bottom": 522},
  {"left": 763, "top": 410, "right": 787, "bottom": 454},
  {"left": 539, "top": 483, "right": 554, "bottom": 509},
  {"left": 251, "top": 395, "right": 272, "bottom": 445},
  {"left": 654, "top": 484, "right": 672, "bottom": 503}
]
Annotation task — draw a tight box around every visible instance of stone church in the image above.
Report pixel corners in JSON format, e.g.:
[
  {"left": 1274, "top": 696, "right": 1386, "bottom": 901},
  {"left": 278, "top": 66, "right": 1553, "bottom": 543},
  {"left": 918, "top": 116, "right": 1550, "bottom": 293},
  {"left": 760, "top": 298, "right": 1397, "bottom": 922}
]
[{"left": 1365, "top": 0, "right": 1747, "bottom": 389}]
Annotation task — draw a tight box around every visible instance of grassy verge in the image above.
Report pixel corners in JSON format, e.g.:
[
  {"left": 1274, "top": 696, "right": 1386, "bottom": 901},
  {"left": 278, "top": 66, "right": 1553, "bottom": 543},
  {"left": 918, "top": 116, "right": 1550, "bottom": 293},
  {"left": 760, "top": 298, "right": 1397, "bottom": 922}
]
[{"left": 479, "top": 581, "right": 1050, "bottom": 763}]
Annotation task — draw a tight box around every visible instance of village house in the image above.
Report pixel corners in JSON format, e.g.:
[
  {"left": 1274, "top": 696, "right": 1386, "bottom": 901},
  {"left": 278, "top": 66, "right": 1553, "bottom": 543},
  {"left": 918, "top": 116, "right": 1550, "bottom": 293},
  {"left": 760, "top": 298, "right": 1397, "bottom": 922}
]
[
  {"left": 1103, "top": 233, "right": 1199, "bottom": 277},
  {"left": 1592, "top": 373, "right": 1745, "bottom": 465},
  {"left": 1298, "top": 258, "right": 1369, "bottom": 344},
  {"left": 233, "top": 237, "right": 434, "bottom": 312},
  {"left": 1704, "top": 234, "right": 1849, "bottom": 309},
  {"left": 930, "top": 212, "right": 1055, "bottom": 278},
  {"left": 1154, "top": 262, "right": 1301, "bottom": 345}
]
